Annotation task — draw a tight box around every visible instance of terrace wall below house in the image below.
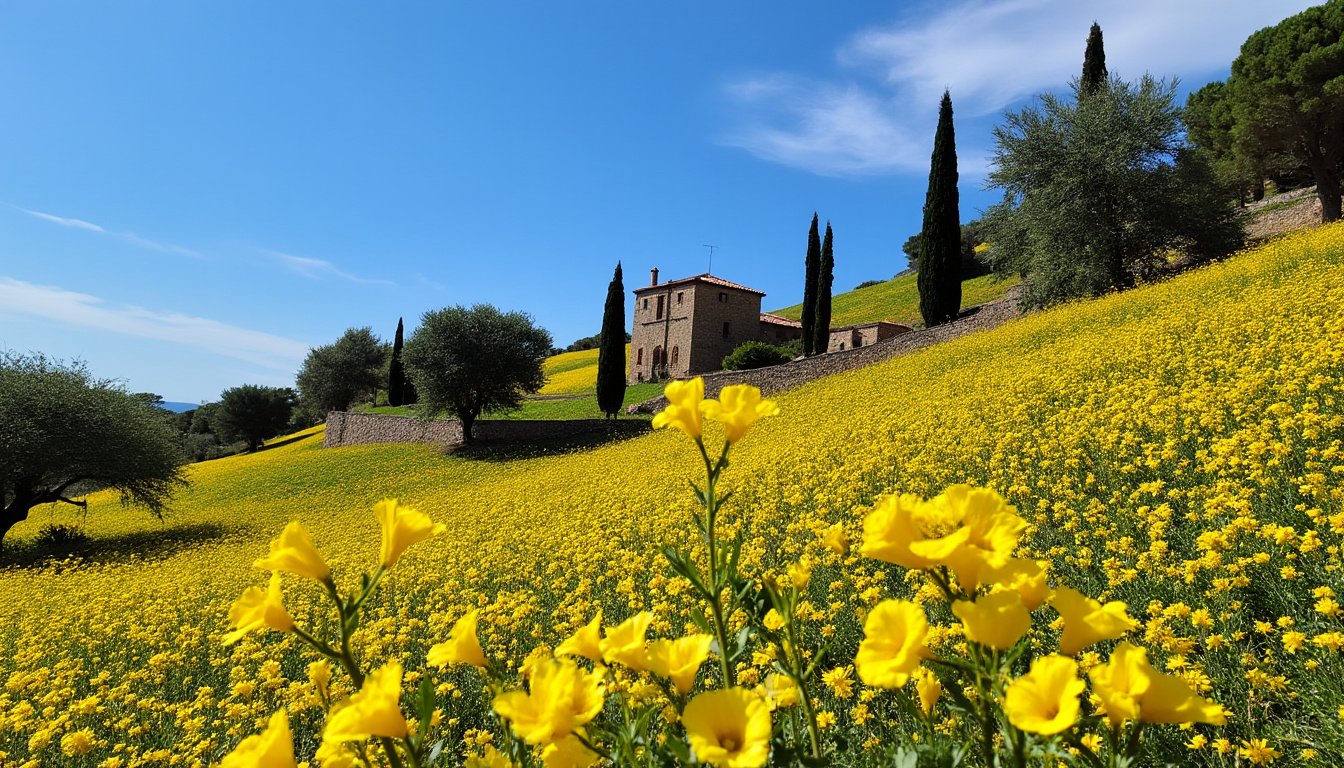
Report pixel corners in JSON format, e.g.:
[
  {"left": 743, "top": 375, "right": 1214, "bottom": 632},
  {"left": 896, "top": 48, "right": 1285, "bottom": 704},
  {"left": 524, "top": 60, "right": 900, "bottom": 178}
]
[{"left": 323, "top": 411, "right": 650, "bottom": 449}]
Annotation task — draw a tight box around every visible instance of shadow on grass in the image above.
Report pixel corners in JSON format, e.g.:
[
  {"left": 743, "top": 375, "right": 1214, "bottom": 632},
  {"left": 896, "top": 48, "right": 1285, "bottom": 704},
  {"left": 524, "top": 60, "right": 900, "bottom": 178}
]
[
  {"left": 0, "top": 521, "right": 240, "bottom": 570},
  {"left": 257, "top": 431, "right": 315, "bottom": 452},
  {"left": 446, "top": 425, "right": 650, "bottom": 462}
]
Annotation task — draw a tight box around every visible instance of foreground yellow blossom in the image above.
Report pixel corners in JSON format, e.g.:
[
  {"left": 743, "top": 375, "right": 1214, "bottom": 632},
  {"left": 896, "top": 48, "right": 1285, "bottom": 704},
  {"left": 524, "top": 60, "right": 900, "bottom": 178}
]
[
  {"left": 914, "top": 668, "right": 942, "bottom": 715},
  {"left": 1003, "top": 655, "right": 1084, "bottom": 735},
  {"left": 555, "top": 611, "right": 604, "bottom": 663},
  {"left": 682, "top": 688, "right": 772, "bottom": 767},
  {"left": 224, "top": 573, "right": 294, "bottom": 645},
  {"left": 651, "top": 377, "right": 704, "bottom": 440},
  {"left": 253, "top": 521, "right": 330, "bottom": 581},
  {"left": 600, "top": 611, "right": 654, "bottom": 671},
  {"left": 986, "top": 558, "right": 1051, "bottom": 610},
  {"left": 220, "top": 709, "right": 297, "bottom": 768},
  {"left": 911, "top": 485, "right": 1027, "bottom": 591},
  {"left": 492, "top": 658, "right": 604, "bottom": 746},
  {"left": 1051, "top": 587, "right": 1138, "bottom": 656},
  {"left": 323, "top": 661, "right": 410, "bottom": 742},
  {"left": 700, "top": 384, "right": 779, "bottom": 444},
  {"left": 373, "top": 498, "right": 445, "bottom": 567},
  {"left": 860, "top": 493, "right": 945, "bottom": 570},
  {"left": 1088, "top": 641, "right": 1151, "bottom": 727},
  {"left": 646, "top": 634, "right": 714, "bottom": 695},
  {"left": 952, "top": 589, "right": 1031, "bottom": 650},
  {"left": 427, "top": 609, "right": 489, "bottom": 669},
  {"left": 855, "top": 600, "right": 931, "bottom": 688}
]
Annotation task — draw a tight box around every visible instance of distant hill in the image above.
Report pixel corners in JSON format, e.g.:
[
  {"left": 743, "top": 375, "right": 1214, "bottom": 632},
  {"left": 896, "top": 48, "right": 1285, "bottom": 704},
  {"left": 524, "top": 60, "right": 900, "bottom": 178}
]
[
  {"left": 158, "top": 401, "right": 199, "bottom": 413},
  {"left": 771, "top": 272, "right": 1018, "bottom": 328}
]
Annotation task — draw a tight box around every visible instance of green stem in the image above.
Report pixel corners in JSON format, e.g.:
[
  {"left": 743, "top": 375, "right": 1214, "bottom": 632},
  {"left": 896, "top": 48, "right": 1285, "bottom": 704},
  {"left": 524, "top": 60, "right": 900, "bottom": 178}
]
[
  {"left": 699, "top": 439, "right": 736, "bottom": 688},
  {"left": 784, "top": 606, "right": 822, "bottom": 759}
]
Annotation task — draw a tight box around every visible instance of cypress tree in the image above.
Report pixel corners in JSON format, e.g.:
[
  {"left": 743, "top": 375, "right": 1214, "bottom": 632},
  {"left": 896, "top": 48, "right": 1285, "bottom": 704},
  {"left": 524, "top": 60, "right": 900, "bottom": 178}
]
[
  {"left": 596, "top": 261, "right": 627, "bottom": 418},
  {"left": 387, "top": 317, "right": 406, "bottom": 407},
  {"left": 813, "top": 222, "right": 835, "bottom": 355},
  {"left": 801, "top": 213, "right": 821, "bottom": 355},
  {"left": 917, "top": 90, "right": 962, "bottom": 327},
  {"left": 1081, "top": 22, "right": 1108, "bottom": 95}
]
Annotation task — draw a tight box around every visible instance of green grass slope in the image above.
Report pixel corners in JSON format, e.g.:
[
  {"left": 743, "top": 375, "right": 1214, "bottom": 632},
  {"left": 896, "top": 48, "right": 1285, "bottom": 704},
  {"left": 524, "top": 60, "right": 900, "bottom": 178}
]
[{"left": 772, "top": 272, "right": 1018, "bottom": 327}]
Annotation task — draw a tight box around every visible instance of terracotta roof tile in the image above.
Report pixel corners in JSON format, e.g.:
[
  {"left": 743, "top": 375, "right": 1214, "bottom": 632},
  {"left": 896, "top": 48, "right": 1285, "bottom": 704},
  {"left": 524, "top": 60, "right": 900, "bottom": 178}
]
[
  {"left": 633, "top": 273, "right": 766, "bottom": 296},
  {"left": 759, "top": 312, "right": 802, "bottom": 327}
]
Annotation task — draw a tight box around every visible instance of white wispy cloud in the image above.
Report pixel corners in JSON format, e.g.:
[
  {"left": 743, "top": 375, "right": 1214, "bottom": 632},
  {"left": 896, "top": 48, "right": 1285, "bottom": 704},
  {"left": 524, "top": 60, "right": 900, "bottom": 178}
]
[
  {"left": 10, "top": 204, "right": 203, "bottom": 258},
  {"left": 270, "top": 251, "right": 396, "bottom": 286},
  {"left": 0, "top": 277, "right": 310, "bottom": 372},
  {"left": 722, "top": 0, "right": 1318, "bottom": 177}
]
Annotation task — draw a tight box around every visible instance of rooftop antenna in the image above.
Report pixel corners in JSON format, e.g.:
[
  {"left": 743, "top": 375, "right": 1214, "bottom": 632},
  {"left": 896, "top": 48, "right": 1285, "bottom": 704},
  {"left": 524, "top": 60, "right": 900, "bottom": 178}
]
[{"left": 703, "top": 244, "right": 717, "bottom": 275}]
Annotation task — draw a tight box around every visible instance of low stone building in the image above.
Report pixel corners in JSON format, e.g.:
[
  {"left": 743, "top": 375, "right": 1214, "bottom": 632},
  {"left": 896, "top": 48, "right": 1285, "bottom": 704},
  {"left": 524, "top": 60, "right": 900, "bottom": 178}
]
[
  {"left": 827, "top": 321, "right": 913, "bottom": 353},
  {"left": 628, "top": 269, "right": 803, "bottom": 383}
]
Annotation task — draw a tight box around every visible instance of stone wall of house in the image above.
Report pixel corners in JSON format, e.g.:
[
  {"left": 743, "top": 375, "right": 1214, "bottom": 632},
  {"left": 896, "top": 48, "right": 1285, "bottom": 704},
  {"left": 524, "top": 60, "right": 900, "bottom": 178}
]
[
  {"left": 323, "top": 411, "right": 650, "bottom": 449},
  {"left": 631, "top": 286, "right": 1023, "bottom": 412}
]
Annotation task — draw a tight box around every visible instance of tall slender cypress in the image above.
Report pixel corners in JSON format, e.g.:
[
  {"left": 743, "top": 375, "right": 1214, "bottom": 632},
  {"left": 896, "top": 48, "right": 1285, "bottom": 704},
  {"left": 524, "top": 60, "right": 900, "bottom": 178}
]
[
  {"left": 917, "top": 91, "right": 962, "bottom": 327},
  {"left": 813, "top": 222, "right": 835, "bottom": 355},
  {"left": 1081, "top": 22, "right": 1108, "bottom": 95},
  {"left": 387, "top": 317, "right": 406, "bottom": 407},
  {"left": 801, "top": 213, "right": 821, "bottom": 355},
  {"left": 596, "top": 261, "right": 627, "bottom": 418}
]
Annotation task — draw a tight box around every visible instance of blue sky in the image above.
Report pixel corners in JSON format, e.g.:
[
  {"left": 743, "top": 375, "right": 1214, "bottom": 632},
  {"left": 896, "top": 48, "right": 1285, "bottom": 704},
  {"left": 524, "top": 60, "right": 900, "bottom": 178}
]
[{"left": 0, "top": 1, "right": 1314, "bottom": 403}]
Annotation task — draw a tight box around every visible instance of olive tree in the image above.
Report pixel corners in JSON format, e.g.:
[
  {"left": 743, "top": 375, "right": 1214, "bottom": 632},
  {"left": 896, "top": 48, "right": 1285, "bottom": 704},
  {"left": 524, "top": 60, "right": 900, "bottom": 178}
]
[
  {"left": 295, "top": 327, "right": 388, "bottom": 417},
  {"left": 0, "top": 353, "right": 187, "bottom": 547},
  {"left": 215, "top": 384, "right": 295, "bottom": 452},
  {"left": 402, "top": 305, "right": 552, "bottom": 443},
  {"left": 985, "top": 75, "right": 1243, "bottom": 308}
]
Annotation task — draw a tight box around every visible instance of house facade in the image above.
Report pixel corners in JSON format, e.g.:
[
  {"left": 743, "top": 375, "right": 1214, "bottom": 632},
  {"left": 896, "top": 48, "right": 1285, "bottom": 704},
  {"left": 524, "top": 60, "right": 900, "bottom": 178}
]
[
  {"left": 826, "top": 321, "right": 913, "bottom": 352},
  {"left": 628, "top": 269, "right": 802, "bottom": 383}
]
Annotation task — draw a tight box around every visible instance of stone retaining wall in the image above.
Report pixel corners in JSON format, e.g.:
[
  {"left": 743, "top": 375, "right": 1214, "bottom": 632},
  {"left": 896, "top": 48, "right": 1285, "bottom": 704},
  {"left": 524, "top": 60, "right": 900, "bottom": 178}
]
[
  {"left": 323, "top": 411, "right": 649, "bottom": 449},
  {"left": 631, "top": 286, "right": 1024, "bottom": 412}
]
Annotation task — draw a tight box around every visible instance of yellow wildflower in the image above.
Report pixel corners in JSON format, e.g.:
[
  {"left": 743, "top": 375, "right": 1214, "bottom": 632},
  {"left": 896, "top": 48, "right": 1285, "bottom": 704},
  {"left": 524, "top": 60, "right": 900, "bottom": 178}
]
[
  {"left": 540, "top": 732, "right": 600, "bottom": 768},
  {"left": 855, "top": 600, "right": 931, "bottom": 688},
  {"left": 952, "top": 590, "right": 1031, "bottom": 650},
  {"left": 914, "top": 668, "right": 942, "bottom": 715},
  {"left": 493, "top": 659, "right": 604, "bottom": 746},
  {"left": 373, "top": 498, "right": 444, "bottom": 567},
  {"left": 324, "top": 661, "right": 410, "bottom": 742},
  {"left": 253, "top": 521, "right": 330, "bottom": 581},
  {"left": 1051, "top": 587, "right": 1137, "bottom": 656},
  {"left": 224, "top": 573, "right": 293, "bottom": 645},
  {"left": 600, "top": 611, "right": 653, "bottom": 671},
  {"left": 700, "top": 384, "right": 779, "bottom": 444},
  {"left": 1003, "top": 655, "right": 1084, "bottom": 735},
  {"left": 651, "top": 377, "right": 704, "bottom": 440},
  {"left": 555, "top": 611, "right": 604, "bottom": 663},
  {"left": 220, "top": 710, "right": 295, "bottom": 768},
  {"left": 427, "top": 610, "right": 489, "bottom": 669},
  {"left": 985, "top": 558, "right": 1051, "bottom": 610},
  {"left": 682, "top": 688, "right": 771, "bottom": 768},
  {"left": 647, "top": 634, "right": 713, "bottom": 695}
]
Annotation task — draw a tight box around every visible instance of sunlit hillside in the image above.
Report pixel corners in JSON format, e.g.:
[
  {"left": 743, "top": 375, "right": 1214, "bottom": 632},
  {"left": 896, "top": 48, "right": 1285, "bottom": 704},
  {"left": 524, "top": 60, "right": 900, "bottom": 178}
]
[
  {"left": 3, "top": 226, "right": 1342, "bottom": 764},
  {"left": 772, "top": 272, "right": 1018, "bottom": 328}
]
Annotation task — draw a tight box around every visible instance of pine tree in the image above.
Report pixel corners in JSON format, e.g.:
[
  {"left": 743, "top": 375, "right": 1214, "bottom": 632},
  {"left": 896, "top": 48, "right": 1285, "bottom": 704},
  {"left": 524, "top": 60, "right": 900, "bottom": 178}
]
[
  {"left": 596, "top": 262, "right": 627, "bottom": 418},
  {"left": 1081, "top": 22, "right": 1108, "bottom": 95},
  {"left": 813, "top": 222, "right": 835, "bottom": 355},
  {"left": 917, "top": 91, "right": 962, "bottom": 327},
  {"left": 387, "top": 318, "right": 406, "bottom": 407},
  {"left": 801, "top": 213, "right": 821, "bottom": 356}
]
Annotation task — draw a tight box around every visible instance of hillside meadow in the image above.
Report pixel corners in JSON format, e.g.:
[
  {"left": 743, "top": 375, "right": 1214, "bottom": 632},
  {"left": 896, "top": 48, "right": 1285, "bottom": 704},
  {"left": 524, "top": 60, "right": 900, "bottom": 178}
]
[
  {"left": 2, "top": 225, "right": 1343, "bottom": 765},
  {"left": 772, "top": 272, "right": 1019, "bottom": 329}
]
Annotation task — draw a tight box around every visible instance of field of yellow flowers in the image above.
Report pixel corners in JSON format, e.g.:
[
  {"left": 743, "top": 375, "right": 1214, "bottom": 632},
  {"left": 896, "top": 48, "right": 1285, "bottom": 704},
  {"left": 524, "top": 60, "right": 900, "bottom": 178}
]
[{"left": 2, "top": 224, "right": 1343, "bottom": 766}]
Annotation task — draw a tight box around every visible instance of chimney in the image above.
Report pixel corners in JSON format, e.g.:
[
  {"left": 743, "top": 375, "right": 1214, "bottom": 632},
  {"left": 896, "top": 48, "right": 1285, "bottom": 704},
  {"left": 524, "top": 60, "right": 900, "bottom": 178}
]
[{"left": 650, "top": 267, "right": 659, "bottom": 286}]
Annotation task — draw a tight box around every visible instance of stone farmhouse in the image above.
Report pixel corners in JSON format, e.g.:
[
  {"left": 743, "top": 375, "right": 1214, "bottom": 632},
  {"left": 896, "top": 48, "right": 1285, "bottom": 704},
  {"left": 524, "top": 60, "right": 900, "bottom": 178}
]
[
  {"left": 628, "top": 268, "right": 804, "bottom": 383},
  {"left": 826, "top": 321, "right": 912, "bottom": 353}
]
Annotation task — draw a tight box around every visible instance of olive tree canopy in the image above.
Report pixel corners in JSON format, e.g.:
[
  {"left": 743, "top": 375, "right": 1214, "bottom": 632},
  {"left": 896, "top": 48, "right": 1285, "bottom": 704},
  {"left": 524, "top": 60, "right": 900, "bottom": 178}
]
[
  {"left": 402, "top": 305, "right": 552, "bottom": 443},
  {"left": 0, "top": 353, "right": 187, "bottom": 546}
]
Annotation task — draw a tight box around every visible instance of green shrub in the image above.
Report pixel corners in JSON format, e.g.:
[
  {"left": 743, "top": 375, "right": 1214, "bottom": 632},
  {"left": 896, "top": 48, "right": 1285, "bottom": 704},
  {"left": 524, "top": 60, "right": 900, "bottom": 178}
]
[{"left": 721, "top": 341, "right": 794, "bottom": 371}]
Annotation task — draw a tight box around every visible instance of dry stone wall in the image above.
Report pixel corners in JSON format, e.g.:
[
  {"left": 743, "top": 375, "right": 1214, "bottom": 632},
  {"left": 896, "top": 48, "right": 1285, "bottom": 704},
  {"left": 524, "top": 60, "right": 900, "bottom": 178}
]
[
  {"left": 323, "top": 411, "right": 649, "bottom": 449},
  {"left": 631, "top": 286, "right": 1023, "bottom": 412}
]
